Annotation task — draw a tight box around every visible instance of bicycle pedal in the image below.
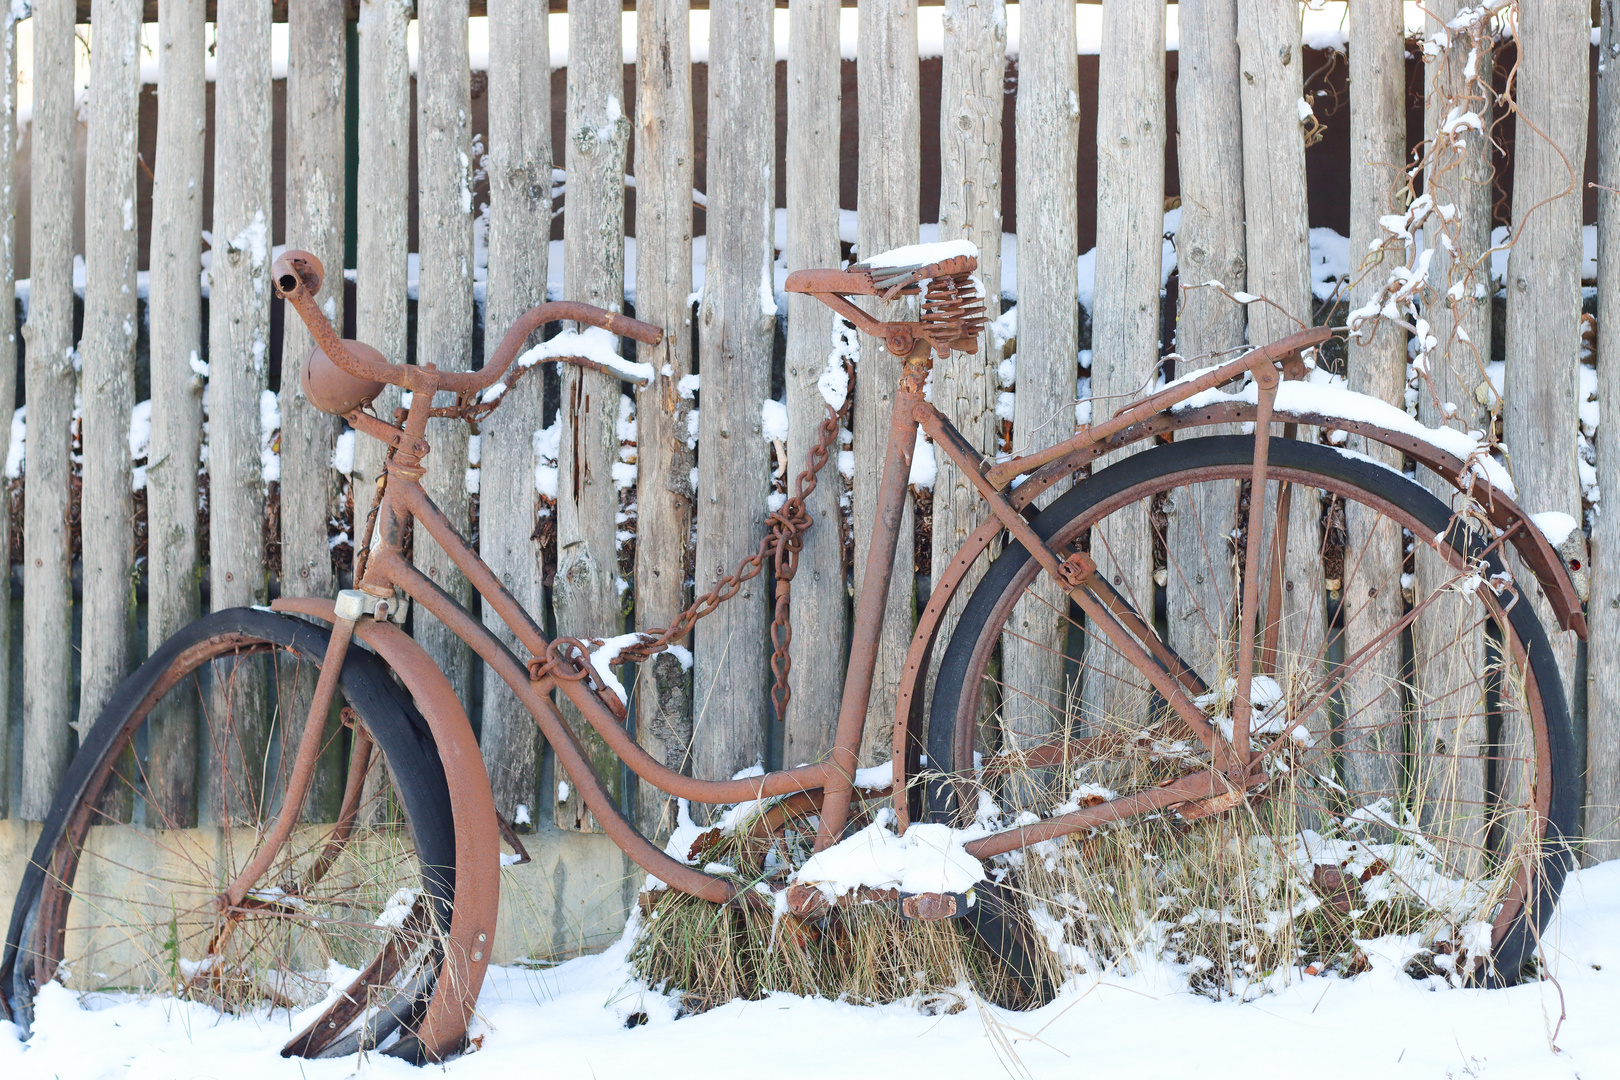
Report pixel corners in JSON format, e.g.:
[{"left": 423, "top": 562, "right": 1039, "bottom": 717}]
[
  {"left": 333, "top": 588, "right": 410, "bottom": 625},
  {"left": 899, "top": 890, "right": 972, "bottom": 921}
]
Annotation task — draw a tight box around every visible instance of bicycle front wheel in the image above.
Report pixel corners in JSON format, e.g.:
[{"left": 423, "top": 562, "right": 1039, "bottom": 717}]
[
  {"left": 927, "top": 436, "right": 1576, "bottom": 993},
  {"left": 2, "top": 608, "right": 456, "bottom": 1058}
]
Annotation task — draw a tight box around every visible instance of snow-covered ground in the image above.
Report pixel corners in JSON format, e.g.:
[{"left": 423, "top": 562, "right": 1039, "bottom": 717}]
[{"left": 5, "top": 860, "right": 1620, "bottom": 1079}]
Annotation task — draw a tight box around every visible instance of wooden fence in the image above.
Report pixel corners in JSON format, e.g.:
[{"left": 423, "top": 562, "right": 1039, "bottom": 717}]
[{"left": 1, "top": 0, "right": 1616, "bottom": 865}]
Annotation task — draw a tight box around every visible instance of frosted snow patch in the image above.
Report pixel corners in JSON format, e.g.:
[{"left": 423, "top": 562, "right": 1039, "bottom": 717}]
[
  {"left": 1531, "top": 511, "right": 1579, "bottom": 548},
  {"left": 794, "top": 811, "right": 985, "bottom": 901},
  {"left": 516, "top": 326, "right": 655, "bottom": 385},
  {"left": 858, "top": 238, "right": 977, "bottom": 270}
]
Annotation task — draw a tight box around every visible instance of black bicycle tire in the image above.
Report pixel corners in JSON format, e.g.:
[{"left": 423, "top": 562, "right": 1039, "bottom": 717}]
[
  {"left": 1, "top": 607, "right": 459, "bottom": 1037},
  {"left": 926, "top": 435, "right": 1578, "bottom": 990}
]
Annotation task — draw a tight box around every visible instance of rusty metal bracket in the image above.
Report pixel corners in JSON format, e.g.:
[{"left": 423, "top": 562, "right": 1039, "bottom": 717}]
[{"left": 899, "top": 891, "right": 971, "bottom": 921}]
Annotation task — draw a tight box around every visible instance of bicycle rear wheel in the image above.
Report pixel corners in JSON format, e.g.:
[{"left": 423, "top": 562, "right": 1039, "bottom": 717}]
[
  {"left": 927, "top": 436, "right": 1576, "bottom": 994},
  {"left": 2, "top": 608, "right": 456, "bottom": 1057}
]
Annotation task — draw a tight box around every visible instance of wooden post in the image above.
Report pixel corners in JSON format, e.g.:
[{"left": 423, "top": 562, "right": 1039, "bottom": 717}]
[
  {"left": 481, "top": 0, "right": 550, "bottom": 826},
  {"left": 634, "top": 0, "right": 696, "bottom": 836},
  {"left": 351, "top": 0, "right": 410, "bottom": 571},
  {"left": 414, "top": 0, "right": 476, "bottom": 716},
  {"left": 20, "top": 0, "right": 79, "bottom": 819},
  {"left": 1167, "top": 0, "right": 1245, "bottom": 662},
  {"left": 1003, "top": 0, "right": 1078, "bottom": 753},
  {"left": 145, "top": 0, "right": 206, "bottom": 828},
  {"left": 0, "top": 6, "right": 19, "bottom": 818},
  {"left": 280, "top": 0, "right": 348, "bottom": 822},
  {"left": 1237, "top": 0, "right": 1321, "bottom": 699},
  {"left": 929, "top": 0, "right": 1004, "bottom": 725},
  {"left": 1502, "top": 3, "right": 1588, "bottom": 797},
  {"left": 206, "top": 0, "right": 275, "bottom": 823},
  {"left": 692, "top": 0, "right": 774, "bottom": 806},
  {"left": 1413, "top": 0, "right": 1495, "bottom": 863},
  {"left": 1086, "top": 0, "right": 1165, "bottom": 729},
  {"left": 1340, "top": 0, "right": 1406, "bottom": 797},
  {"left": 781, "top": 0, "right": 844, "bottom": 768},
  {"left": 853, "top": 0, "right": 918, "bottom": 766},
  {"left": 1593, "top": 0, "right": 1620, "bottom": 860},
  {"left": 555, "top": 0, "right": 632, "bottom": 830}
]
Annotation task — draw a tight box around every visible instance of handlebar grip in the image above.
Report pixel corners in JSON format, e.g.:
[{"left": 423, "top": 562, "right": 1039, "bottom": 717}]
[{"left": 272, "top": 250, "right": 324, "bottom": 300}]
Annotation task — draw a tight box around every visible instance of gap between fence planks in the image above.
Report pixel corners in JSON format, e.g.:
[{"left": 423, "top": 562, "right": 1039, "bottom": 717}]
[
  {"left": 1592, "top": 0, "right": 1620, "bottom": 861},
  {"left": 414, "top": 0, "right": 477, "bottom": 727},
  {"left": 633, "top": 0, "right": 697, "bottom": 841},
  {"left": 0, "top": 7, "right": 17, "bottom": 819},
  {"left": 20, "top": 0, "right": 77, "bottom": 821},
  {"left": 480, "top": 0, "right": 551, "bottom": 827},
  {"left": 853, "top": 0, "right": 919, "bottom": 767},
  {"left": 556, "top": 0, "right": 630, "bottom": 832},
  {"left": 692, "top": 0, "right": 775, "bottom": 816}
]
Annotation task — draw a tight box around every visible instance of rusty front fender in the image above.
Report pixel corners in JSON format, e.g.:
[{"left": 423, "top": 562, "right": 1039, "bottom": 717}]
[{"left": 273, "top": 597, "right": 498, "bottom": 1063}]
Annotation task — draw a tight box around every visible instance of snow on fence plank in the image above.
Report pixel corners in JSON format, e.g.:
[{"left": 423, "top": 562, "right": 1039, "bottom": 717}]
[
  {"left": 691, "top": 0, "right": 776, "bottom": 822},
  {"left": 556, "top": 0, "right": 631, "bottom": 832},
  {"left": 633, "top": 0, "right": 697, "bottom": 841},
  {"left": 20, "top": 0, "right": 81, "bottom": 821},
  {"left": 479, "top": 0, "right": 552, "bottom": 829}
]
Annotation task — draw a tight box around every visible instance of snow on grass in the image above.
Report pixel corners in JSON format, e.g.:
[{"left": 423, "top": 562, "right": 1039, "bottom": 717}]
[{"left": 7, "top": 860, "right": 1620, "bottom": 1079}]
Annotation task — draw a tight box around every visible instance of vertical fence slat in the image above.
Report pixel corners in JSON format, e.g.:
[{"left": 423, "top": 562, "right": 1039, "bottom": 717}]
[
  {"left": 414, "top": 0, "right": 476, "bottom": 714},
  {"left": 78, "top": 0, "right": 142, "bottom": 822},
  {"left": 206, "top": 0, "right": 275, "bottom": 821},
  {"left": 633, "top": 0, "right": 696, "bottom": 837},
  {"left": 1087, "top": 0, "right": 1165, "bottom": 728},
  {"left": 481, "top": 0, "right": 550, "bottom": 825},
  {"left": 0, "top": 5, "right": 18, "bottom": 818},
  {"left": 692, "top": 0, "right": 774, "bottom": 806},
  {"left": 1004, "top": 0, "right": 1078, "bottom": 752},
  {"left": 1168, "top": 0, "right": 1245, "bottom": 662},
  {"left": 1413, "top": 0, "right": 1495, "bottom": 857},
  {"left": 929, "top": 0, "right": 1004, "bottom": 737},
  {"left": 782, "top": 0, "right": 844, "bottom": 768},
  {"left": 1237, "top": 0, "right": 1321, "bottom": 696},
  {"left": 20, "top": 0, "right": 79, "bottom": 819},
  {"left": 853, "top": 0, "right": 918, "bottom": 766},
  {"left": 1503, "top": 5, "right": 1589, "bottom": 737},
  {"left": 281, "top": 0, "right": 348, "bottom": 821},
  {"left": 555, "top": 0, "right": 630, "bottom": 830},
  {"left": 1592, "top": 0, "right": 1620, "bottom": 858},
  {"left": 145, "top": 0, "right": 207, "bottom": 827},
  {"left": 1340, "top": 0, "right": 1406, "bottom": 796},
  {"left": 351, "top": 0, "right": 410, "bottom": 583}
]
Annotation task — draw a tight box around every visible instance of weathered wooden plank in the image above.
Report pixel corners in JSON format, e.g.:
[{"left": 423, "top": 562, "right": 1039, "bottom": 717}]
[
  {"left": 852, "top": 0, "right": 918, "bottom": 767},
  {"left": 0, "top": 6, "right": 18, "bottom": 819},
  {"left": 691, "top": 0, "right": 775, "bottom": 810},
  {"left": 928, "top": 0, "right": 1003, "bottom": 735},
  {"left": 1502, "top": 3, "right": 1588, "bottom": 817},
  {"left": 1002, "top": 0, "right": 1078, "bottom": 759},
  {"left": 206, "top": 0, "right": 275, "bottom": 824},
  {"left": 1339, "top": 0, "right": 1405, "bottom": 799},
  {"left": 1237, "top": 0, "right": 1321, "bottom": 707},
  {"left": 781, "top": 0, "right": 844, "bottom": 770},
  {"left": 144, "top": 0, "right": 207, "bottom": 829},
  {"left": 632, "top": 0, "right": 696, "bottom": 838},
  {"left": 555, "top": 0, "right": 631, "bottom": 831},
  {"left": 1086, "top": 0, "right": 1165, "bottom": 732},
  {"left": 350, "top": 0, "right": 410, "bottom": 577},
  {"left": 77, "top": 0, "right": 143, "bottom": 824},
  {"left": 1167, "top": 0, "right": 1244, "bottom": 664},
  {"left": 279, "top": 0, "right": 348, "bottom": 822},
  {"left": 1591, "top": 0, "right": 1620, "bottom": 859},
  {"left": 1413, "top": 0, "right": 1494, "bottom": 864},
  {"left": 20, "top": 0, "right": 80, "bottom": 820},
  {"left": 481, "top": 0, "right": 550, "bottom": 827},
  {"left": 414, "top": 0, "right": 477, "bottom": 727}
]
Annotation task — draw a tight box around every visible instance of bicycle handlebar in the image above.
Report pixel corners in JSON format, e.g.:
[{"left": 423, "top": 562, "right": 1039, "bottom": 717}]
[{"left": 272, "top": 249, "right": 664, "bottom": 399}]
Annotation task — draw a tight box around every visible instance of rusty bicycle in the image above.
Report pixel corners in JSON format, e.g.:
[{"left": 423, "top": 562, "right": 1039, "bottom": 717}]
[{"left": 3, "top": 243, "right": 1584, "bottom": 1061}]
